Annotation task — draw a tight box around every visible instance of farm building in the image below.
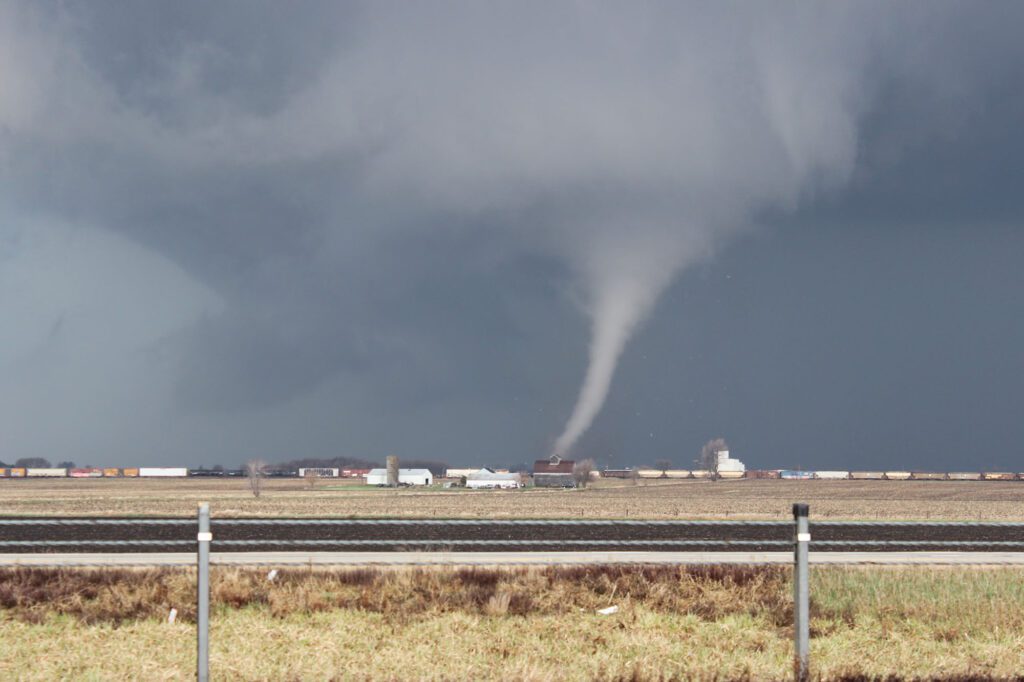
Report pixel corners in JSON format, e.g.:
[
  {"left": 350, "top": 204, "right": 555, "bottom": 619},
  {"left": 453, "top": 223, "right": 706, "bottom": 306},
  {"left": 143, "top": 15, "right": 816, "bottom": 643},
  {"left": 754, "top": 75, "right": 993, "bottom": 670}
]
[
  {"left": 445, "top": 468, "right": 478, "bottom": 479},
  {"left": 715, "top": 450, "right": 746, "bottom": 475},
  {"left": 465, "top": 469, "right": 521, "bottom": 489},
  {"left": 366, "top": 468, "right": 433, "bottom": 486},
  {"left": 533, "top": 454, "right": 575, "bottom": 488}
]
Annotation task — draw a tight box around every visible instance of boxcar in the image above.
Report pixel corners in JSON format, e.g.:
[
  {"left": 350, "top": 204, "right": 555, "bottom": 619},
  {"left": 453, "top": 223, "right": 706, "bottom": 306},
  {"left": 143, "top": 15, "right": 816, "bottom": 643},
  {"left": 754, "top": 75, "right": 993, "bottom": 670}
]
[
  {"left": 26, "top": 468, "right": 67, "bottom": 477},
  {"left": 0, "top": 468, "right": 8, "bottom": 478},
  {"left": 814, "top": 471, "right": 849, "bottom": 480},
  {"left": 103, "top": 468, "right": 120, "bottom": 477},
  {"left": 10, "top": 468, "right": 26, "bottom": 477},
  {"left": 780, "top": 470, "right": 814, "bottom": 480},
  {"left": 122, "top": 468, "right": 140, "bottom": 477}
]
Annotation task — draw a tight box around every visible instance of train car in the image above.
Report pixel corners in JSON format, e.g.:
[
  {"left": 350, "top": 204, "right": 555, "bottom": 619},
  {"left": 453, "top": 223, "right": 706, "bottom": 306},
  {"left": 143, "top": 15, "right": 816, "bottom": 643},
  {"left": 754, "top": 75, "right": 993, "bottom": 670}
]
[
  {"left": 947, "top": 472, "right": 981, "bottom": 481},
  {"left": 139, "top": 467, "right": 188, "bottom": 477},
  {"left": 10, "top": 468, "right": 26, "bottom": 478},
  {"left": 636, "top": 469, "right": 663, "bottom": 479},
  {"left": 982, "top": 472, "right": 1017, "bottom": 481},
  {"left": 0, "top": 468, "right": 7, "bottom": 478},
  {"left": 911, "top": 472, "right": 946, "bottom": 481},
  {"left": 26, "top": 468, "right": 67, "bottom": 477},
  {"left": 717, "top": 470, "right": 745, "bottom": 479},
  {"left": 664, "top": 470, "right": 691, "bottom": 479},
  {"left": 297, "top": 467, "right": 339, "bottom": 478},
  {"left": 884, "top": 471, "right": 912, "bottom": 480},
  {"left": 122, "top": 468, "right": 140, "bottom": 477},
  {"left": 744, "top": 470, "right": 779, "bottom": 479},
  {"left": 69, "top": 468, "right": 103, "bottom": 478},
  {"left": 779, "top": 470, "right": 814, "bottom": 480},
  {"left": 690, "top": 470, "right": 711, "bottom": 479},
  {"left": 849, "top": 471, "right": 884, "bottom": 480},
  {"left": 103, "top": 468, "right": 120, "bottom": 477},
  {"left": 814, "top": 471, "right": 850, "bottom": 480}
]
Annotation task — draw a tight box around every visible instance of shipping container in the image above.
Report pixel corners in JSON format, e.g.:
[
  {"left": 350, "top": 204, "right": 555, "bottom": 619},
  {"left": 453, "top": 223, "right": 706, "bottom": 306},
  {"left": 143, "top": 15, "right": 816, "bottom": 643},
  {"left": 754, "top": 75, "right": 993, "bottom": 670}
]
[
  {"left": 138, "top": 467, "right": 188, "bottom": 477},
  {"left": 26, "top": 468, "right": 67, "bottom": 477},
  {"left": 884, "top": 471, "right": 912, "bottom": 480},
  {"left": 910, "top": 472, "right": 946, "bottom": 480},
  {"left": 122, "top": 468, "right": 139, "bottom": 477},
  {"left": 850, "top": 471, "right": 885, "bottom": 480},
  {"left": 69, "top": 468, "right": 103, "bottom": 478},
  {"left": 947, "top": 472, "right": 981, "bottom": 480},
  {"left": 103, "top": 468, "right": 120, "bottom": 477},
  {"left": 814, "top": 471, "right": 850, "bottom": 480},
  {"left": 10, "top": 468, "right": 26, "bottom": 477},
  {"left": 780, "top": 470, "right": 814, "bottom": 480},
  {"left": 717, "top": 470, "right": 745, "bottom": 479},
  {"left": 982, "top": 472, "right": 1017, "bottom": 481},
  {"left": 664, "top": 470, "right": 691, "bottom": 478},
  {"left": 690, "top": 470, "right": 711, "bottom": 479}
]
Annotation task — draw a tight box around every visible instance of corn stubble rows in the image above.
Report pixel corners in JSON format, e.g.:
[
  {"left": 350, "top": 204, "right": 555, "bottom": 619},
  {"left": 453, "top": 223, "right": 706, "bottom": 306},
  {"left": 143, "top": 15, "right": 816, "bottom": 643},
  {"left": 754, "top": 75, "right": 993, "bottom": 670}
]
[
  {"left": 1, "top": 565, "right": 1023, "bottom": 679},
  {"left": 3, "top": 478, "right": 1024, "bottom": 519}
]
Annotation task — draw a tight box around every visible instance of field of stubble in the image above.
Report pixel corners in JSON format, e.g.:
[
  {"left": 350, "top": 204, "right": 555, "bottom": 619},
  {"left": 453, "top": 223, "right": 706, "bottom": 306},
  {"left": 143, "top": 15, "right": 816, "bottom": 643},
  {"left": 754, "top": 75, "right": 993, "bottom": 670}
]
[{"left": 1, "top": 477, "right": 1022, "bottom": 519}]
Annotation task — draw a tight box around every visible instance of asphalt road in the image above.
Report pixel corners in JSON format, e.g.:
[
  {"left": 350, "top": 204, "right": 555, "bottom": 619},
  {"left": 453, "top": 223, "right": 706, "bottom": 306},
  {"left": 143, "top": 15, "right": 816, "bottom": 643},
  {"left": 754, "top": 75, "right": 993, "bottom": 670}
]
[
  {"left": 3, "top": 551, "right": 1024, "bottom": 566},
  {"left": 3, "top": 518, "right": 1024, "bottom": 553}
]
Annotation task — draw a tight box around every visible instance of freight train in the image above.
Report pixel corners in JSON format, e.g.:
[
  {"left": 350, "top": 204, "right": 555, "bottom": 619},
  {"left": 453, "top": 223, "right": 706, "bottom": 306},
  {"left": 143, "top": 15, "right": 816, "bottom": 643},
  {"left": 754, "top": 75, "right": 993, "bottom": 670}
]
[{"left": 2, "top": 467, "right": 1023, "bottom": 482}]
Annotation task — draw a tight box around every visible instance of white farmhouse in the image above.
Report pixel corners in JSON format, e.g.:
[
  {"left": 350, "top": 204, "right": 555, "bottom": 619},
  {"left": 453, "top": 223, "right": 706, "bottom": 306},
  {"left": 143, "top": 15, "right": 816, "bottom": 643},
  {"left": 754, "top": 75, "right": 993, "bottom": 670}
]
[
  {"left": 366, "top": 468, "right": 433, "bottom": 486},
  {"left": 465, "top": 469, "right": 521, "bottom": 489}
]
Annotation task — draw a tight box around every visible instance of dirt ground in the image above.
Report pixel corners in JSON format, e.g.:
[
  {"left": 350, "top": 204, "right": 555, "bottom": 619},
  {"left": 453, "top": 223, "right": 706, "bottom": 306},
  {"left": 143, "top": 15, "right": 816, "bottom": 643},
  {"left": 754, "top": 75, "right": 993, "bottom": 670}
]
[{"left": 1, "top": 477, "right": 1022, "bottom": 519}]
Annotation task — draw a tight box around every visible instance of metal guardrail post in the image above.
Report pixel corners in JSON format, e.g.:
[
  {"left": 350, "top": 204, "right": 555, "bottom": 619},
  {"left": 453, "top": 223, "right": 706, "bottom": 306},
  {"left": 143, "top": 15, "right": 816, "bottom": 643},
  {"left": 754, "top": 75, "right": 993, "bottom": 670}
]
[
  {"left": 793, "top": 503, "right": 810, "bottom": 682},
  {"left": 197, "top": 503, "right": 211, "bottom": 682}
]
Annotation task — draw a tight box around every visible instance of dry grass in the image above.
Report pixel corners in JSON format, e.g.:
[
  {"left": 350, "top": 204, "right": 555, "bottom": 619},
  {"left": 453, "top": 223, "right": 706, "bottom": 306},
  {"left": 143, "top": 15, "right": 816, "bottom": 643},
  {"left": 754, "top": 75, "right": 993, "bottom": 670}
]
[
  {"left": 1, "top": 565, "right": 1024, "bottom": 679},
  {"left": 2, "top": 477, "right": 1024, "bottom": 520}
]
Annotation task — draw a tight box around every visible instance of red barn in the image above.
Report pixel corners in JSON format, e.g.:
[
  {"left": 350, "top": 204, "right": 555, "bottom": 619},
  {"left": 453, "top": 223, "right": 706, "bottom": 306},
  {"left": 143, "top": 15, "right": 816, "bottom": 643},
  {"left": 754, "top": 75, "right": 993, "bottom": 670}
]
[{"left": 533, "top": 454, "right": 576, "bottom": 488}]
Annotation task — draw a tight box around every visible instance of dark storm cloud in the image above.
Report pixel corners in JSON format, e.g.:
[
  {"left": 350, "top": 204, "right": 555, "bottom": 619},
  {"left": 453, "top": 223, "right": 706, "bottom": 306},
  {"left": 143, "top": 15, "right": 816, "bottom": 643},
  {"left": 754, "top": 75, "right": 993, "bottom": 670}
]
[{"left": 1, "top": 1, "right": 1023, "bottom": 467}]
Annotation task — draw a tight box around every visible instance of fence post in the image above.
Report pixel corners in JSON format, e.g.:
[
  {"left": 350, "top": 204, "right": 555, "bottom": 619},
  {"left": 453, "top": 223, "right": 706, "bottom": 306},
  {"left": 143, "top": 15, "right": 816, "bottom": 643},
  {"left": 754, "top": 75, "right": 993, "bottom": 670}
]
[
  {"left": 197, "top": 503, "right": 211, "bottom": 682},
  {"left": 793, "top": 503, "right": 810, "bottom": 682}
]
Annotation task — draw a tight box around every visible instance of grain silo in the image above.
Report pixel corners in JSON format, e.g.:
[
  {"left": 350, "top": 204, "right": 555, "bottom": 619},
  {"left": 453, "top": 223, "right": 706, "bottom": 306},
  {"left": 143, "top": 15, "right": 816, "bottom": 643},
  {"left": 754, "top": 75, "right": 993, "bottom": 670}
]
[{"left": 386, "top": 455, "right": 399, "bottom": 487}]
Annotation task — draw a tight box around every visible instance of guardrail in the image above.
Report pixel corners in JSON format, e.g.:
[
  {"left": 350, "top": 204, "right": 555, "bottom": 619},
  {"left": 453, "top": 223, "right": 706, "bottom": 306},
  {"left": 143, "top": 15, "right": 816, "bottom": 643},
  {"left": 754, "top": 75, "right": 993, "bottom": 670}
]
[{"left": 4, "top": 505, "right": 1024, "bottom": 681}]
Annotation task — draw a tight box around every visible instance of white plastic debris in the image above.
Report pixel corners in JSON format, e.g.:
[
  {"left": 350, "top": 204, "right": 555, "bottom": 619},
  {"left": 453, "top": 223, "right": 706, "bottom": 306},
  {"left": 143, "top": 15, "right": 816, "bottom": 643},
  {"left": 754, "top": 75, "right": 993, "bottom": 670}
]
[
  {"left": 168, "top": 608, "right": 177, "bottom": 624},
  {"left": 596, "top": 606, "right": 619, "bottom": 615},
  {"left": 267, "top": 569, "right": 279, "bottom": 581}
]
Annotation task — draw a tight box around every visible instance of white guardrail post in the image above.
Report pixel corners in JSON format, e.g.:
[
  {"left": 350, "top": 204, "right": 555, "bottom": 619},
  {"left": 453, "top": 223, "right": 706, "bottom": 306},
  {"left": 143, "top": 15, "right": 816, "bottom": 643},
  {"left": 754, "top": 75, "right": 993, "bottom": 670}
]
[
  {"left": 197, "top": 503, "right": 211, "bottom": 682},
  {"left": 793, "top": 503, "right": 810, "bottom": 682}
]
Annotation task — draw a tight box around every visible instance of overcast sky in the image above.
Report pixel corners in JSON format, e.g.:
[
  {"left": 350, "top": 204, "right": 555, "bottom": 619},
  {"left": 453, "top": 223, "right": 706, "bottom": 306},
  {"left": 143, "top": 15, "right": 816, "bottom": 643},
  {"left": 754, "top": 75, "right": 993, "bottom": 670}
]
[{"left": 1, "top": 2, "right": 1022, "bottom": 469}]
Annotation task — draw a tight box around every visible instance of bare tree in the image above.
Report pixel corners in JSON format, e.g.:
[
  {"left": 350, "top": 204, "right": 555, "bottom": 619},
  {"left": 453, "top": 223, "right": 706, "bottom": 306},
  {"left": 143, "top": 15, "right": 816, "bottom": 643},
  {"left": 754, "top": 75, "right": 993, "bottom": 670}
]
[
  {"left": 304, "top": 469, "right": 319, "bottom": 489},
  {"left": 655, "top": 459, "right": 672, "bottom": 475},
  {"left": 247, "top": 459, "right": 266, "bottom": 498},
  {"left": 700, "top": 438, "right": 728, "bottom": 480},
  {"left": 629, "top": 467, "right": 640, "bottom": 486},
  {"left": 572, "top": 459, "right": 595, "bottom": 488}
]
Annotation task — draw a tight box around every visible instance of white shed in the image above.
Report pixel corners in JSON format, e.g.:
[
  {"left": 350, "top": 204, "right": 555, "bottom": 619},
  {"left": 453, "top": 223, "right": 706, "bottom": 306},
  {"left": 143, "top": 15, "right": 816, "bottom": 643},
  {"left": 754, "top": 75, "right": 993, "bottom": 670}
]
[
  {"left": 465, "top": 469, "right": 521, "bottom": 489},
  {"left": 366, "top": 468, "right": 434, "bottom": 486}
]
